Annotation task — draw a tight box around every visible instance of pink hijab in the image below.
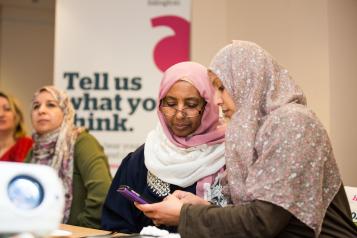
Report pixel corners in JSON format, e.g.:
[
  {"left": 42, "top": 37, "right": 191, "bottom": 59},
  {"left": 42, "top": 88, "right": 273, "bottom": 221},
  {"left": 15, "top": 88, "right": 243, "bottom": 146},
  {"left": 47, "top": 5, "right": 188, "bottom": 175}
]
[
  {"left": 157, "top": 61, "right": 225, "bottom": 148},
  {"left": 210, "top": 41, "right": 341, "bottom": 236}
]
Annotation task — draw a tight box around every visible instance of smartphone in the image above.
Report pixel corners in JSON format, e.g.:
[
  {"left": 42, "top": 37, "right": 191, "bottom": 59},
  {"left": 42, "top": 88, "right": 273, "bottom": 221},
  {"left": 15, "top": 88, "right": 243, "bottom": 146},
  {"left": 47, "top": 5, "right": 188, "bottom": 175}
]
[{"left": 117, "top": 185, "right": 150, "bottom": 204}]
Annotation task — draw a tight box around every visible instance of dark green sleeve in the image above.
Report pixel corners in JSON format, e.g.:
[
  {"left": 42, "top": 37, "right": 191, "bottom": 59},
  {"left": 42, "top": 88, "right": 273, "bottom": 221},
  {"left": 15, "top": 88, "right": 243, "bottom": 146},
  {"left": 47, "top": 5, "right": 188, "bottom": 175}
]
[
  {"left": 73, "top": 131, "right": 112, "bottom": 228},
  {"left": 24, "top": 149, "right": 33, "bottom": 163},
  {"left": 178, "top": 200, "right": 292, "bottom": 238}
]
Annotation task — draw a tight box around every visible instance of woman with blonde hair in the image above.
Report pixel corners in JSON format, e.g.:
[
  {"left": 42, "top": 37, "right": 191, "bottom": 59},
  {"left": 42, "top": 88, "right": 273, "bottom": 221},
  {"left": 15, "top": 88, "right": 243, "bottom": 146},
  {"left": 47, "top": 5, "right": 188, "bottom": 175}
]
[{"left": 0, "top": 91, "right": 32, "bottom": 162}]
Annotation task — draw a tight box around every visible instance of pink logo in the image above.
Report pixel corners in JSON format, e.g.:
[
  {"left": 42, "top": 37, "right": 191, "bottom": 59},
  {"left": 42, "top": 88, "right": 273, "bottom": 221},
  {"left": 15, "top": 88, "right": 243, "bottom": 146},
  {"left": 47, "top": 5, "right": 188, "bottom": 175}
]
[
  {"left": 353, "top": 195, "right": 357, "bottom": 201},
  {"left": 151, "top": 15, "right": 190, "bottom": 72}
]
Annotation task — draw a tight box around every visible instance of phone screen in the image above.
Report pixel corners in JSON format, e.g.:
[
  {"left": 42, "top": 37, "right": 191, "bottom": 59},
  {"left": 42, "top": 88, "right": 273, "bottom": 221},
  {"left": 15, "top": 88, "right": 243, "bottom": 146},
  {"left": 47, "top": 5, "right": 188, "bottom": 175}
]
[{"left": 117, "top": 185, "right": 150, "bottom": 204}]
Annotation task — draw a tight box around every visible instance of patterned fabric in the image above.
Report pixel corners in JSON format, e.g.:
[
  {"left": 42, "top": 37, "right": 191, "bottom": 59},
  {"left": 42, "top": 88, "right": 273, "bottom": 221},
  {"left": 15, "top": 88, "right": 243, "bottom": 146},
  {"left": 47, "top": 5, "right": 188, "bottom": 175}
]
[
  {"left": 146, "top": 163, "right": 228, "bottom": 205},
  {"left": 196, "top": 168, "right": 229, "bottom": 206},
  {"left": 32, "top": 128, "right": 59, "bottom": 162},
  {"left": 210, "top": 40, "right": 341, "bottom": 236},
  {"left": 30, "top": 86, "right": 84, "bottom": 223},
  {"left": 147, "top": 170, "right": 171, "bottom": 197}
]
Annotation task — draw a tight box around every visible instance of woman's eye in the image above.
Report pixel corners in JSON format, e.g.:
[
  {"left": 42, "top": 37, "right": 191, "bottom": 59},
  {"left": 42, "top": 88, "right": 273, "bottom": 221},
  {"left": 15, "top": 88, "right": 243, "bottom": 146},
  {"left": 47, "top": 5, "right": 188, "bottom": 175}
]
[
  {"left": 47, "top": 103, "right": 57, "bottom": 108},
  {"left": 32, "top": 104, "right": 40, "bottom": 110},
  {"left": 186, "top": 103, "right": 199, "bottom": 108},
  {"left": 218, "top": 85, "right": 225, "bottom": 92},
  {"left": 163, "top": 100, "right": 176, "bottom": 107}
]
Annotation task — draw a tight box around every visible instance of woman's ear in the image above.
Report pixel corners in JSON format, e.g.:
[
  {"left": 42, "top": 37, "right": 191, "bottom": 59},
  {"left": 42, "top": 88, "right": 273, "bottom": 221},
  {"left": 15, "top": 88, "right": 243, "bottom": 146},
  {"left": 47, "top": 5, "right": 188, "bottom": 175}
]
[
  {"left": 207, "top": 69, "right": 221, "bottom": 88},
  {"left": 207, "top": 69, "right": 216, "bottom": 80},
  {"left": 207, "top": 69, "right": 219, "bottom": 83}
]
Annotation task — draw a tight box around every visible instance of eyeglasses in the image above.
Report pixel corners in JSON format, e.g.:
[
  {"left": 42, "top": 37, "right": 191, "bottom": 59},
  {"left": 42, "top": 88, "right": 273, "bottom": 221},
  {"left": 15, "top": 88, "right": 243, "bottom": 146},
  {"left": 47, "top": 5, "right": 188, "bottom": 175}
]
[{"left": 160, "top": 102, "right": 206, "bottom": 118}]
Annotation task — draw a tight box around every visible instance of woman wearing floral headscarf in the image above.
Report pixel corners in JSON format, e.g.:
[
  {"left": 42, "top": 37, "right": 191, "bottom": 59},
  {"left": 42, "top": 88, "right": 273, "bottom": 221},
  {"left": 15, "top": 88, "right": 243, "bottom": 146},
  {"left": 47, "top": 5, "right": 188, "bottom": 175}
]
[
  {"left": 136, "top": 41, "right": 357, "bottom": 237},
  {"left": 26, "top": 86, "right": 112, "bottom": 229},
  {"left": 101, "top": 61, "right": 226, "bottom": 233}
]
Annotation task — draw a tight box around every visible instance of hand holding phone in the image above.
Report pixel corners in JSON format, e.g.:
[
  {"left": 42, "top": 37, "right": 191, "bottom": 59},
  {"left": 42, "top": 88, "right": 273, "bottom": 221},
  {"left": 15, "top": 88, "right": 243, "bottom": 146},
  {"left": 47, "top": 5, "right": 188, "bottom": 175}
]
[{"left": 117, "top": 185, "right": 150, "bottom": 204}]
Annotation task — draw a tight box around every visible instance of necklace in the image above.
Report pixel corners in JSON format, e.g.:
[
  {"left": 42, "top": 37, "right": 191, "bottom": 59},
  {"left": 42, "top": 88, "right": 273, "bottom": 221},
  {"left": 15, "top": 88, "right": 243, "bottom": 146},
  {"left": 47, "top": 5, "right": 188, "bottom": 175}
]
[{"left": 147, "top": 171, "right": 170, "bottom": 197}]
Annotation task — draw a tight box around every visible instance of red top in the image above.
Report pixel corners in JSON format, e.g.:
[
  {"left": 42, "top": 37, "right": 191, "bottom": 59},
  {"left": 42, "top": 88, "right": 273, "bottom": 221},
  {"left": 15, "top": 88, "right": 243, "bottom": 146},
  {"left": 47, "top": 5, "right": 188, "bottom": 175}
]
[{"left": 0, "top": 137, "right": 33, "bottom": 162}]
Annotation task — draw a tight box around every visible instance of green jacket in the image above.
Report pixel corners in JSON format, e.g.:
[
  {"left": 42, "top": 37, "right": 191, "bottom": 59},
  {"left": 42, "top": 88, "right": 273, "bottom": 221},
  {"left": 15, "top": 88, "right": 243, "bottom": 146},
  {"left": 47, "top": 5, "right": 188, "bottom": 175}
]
[{"left": 27, "top": 131, "right": 112, "bottom": 229}]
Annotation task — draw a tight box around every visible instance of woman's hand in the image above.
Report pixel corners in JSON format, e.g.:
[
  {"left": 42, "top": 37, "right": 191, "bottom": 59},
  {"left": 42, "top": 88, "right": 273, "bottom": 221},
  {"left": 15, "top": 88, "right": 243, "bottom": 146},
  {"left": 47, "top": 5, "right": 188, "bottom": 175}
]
[
  {"left": 172, "top": 190, "right": 211, "bottom": 205},
  {"left": 135, "top": 194, "right": 183, "bottom": 226}
]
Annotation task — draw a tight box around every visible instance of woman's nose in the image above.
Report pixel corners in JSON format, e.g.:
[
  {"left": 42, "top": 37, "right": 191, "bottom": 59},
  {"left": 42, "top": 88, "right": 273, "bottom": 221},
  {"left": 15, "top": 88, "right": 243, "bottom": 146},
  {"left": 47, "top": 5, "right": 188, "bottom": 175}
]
[
  {"left": 214, "top": 93, "right": 223, "bottom": 106},
  {"left": 174, "top": 107, "right": 186, "bottom": 119},
  {"left": 37, "top": 104, "right": 46, "bottom": 114},
  {"left": 0, "top": 107, "right": 6, "bottom": 116}
]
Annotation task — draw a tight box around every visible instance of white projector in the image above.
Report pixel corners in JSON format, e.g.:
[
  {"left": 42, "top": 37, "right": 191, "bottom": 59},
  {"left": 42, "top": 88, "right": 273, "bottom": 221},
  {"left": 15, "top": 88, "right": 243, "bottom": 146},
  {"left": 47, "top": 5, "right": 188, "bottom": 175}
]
[{"left": 0, "top": 161, "right": 64, "bottom": 236}]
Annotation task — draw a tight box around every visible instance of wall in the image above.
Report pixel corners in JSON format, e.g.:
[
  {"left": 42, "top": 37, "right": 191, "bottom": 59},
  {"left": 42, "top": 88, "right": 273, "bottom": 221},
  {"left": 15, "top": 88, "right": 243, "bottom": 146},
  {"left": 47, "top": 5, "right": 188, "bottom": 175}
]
[
  {"left": 192, "top": 0, "right": 330, "bottom": 129},
  {"left": 328, "top": 0, "right": 357, "bottom": 186},
  {"left": 0, "top": 0, "right": 54, "bottom": 130}
]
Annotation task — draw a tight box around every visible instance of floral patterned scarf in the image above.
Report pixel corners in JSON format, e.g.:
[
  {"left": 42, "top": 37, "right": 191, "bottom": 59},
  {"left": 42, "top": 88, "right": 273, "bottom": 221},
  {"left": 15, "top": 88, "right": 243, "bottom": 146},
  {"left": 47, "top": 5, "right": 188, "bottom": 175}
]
[{"left": 30, "top": 86, "right": 83, "bottom": 223}]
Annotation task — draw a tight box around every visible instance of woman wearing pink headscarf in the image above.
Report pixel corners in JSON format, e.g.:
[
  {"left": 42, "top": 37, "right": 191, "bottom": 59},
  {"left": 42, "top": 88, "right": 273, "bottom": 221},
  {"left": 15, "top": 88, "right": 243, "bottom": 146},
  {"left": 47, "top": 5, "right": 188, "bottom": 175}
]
[
  {"left": 136, "top": 41, "right": 357, "bottom": 237},
  {"left": 101, "top": 62, "right": 226, "bottom": 233}
]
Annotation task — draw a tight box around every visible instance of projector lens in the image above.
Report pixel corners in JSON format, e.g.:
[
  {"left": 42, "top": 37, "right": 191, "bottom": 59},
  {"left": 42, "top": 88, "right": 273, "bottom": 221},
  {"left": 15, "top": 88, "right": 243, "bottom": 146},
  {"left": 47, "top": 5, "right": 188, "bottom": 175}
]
[{"left": 7, "top": 175, "right": 44, "bottom": 209}]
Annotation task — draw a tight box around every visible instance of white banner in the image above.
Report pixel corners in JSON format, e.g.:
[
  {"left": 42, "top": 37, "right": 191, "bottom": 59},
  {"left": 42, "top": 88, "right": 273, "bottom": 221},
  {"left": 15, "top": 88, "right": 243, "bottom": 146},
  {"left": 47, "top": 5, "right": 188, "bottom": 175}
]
[
  {"left": 345, "top": 186, "right": 357, "bottom": 225},
  {"left": 54, "top": 0, "right": 191, "bottom": 174}
]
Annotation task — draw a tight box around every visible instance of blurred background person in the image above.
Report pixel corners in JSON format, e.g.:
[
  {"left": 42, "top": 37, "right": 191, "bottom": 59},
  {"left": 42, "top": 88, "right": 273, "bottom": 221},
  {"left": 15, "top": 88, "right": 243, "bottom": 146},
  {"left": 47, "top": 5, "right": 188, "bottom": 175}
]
[
  {"left": 0, "top": 91, "right": 32, "bottom": 162},
  {"left": 26, "top": 86, "right": 112, "bottom": 229}
]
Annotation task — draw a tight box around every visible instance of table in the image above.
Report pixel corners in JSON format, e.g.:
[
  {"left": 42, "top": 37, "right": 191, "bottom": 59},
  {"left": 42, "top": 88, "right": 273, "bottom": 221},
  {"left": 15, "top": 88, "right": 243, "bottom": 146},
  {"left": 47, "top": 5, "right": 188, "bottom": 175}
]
[{"left": 58, "top": 224, "right": 127, "bottom": 238}]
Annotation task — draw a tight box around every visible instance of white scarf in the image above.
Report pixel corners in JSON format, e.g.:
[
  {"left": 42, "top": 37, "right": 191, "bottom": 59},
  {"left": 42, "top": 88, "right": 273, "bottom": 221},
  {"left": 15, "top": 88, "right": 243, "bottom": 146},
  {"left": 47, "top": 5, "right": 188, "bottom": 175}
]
[{"left": 144, "top": 124, "right": 225, "bottom": 188}]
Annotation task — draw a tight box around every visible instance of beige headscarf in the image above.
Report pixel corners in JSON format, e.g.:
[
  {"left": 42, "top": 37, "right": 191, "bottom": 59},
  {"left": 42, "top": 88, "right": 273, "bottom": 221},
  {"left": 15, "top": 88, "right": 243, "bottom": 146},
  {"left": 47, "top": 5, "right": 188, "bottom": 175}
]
[
  {"left": 30, "top": 86, "right": 84, "bottom": 223},
  {"left": 210, "top": 40, "right": 341, "bottom": 236}
]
